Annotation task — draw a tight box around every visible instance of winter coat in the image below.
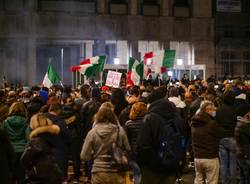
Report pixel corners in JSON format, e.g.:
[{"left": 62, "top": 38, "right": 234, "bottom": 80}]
[
  {"left": 80, "top": 98, "right": 101, "bottom": 139},
  {"left": 215, "top": 104, "right": 237, "bottom": 137},
  {"left": 124, "top": 118, "right": 143, "bottom": 157},
  {"left": 45, "top": 113, "right": 70, "bottom": 174},
  {"left": 190, "top": 97, "right": 204, "bottom": 118},
  {"left": 61, "top": 105, "right": 81, "bottom": 139},
  {"left": 136, "top": 98, "right": 185, "bottom": 172},
  {"left": 81, "top": 123, "right": 131, "bottom": 173},
  {"left": 0, "top": 129, "right": 15, "bottom": 184},
  {"left": 234, "top": 98, "right": 250, "bottom": 117},
  {"left": 21, "top": 125, "right": 62, "bottom": 184},
  {"left": 2, "top": 115, "right": 29, "bottom": 153},
  {"left": 235, "top": 116, "right": 250, "bottom": 159},
  {"left": 119, "top": 105, "right": 132, "bottom": 127},
  {"left": 191, "top": 112, "right": 224, "bottom": 159}
]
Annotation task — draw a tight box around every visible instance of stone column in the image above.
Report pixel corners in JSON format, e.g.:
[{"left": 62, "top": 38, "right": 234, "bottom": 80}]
[
  {"left": 129, "top": 0, "right": 138, "bottom": 15},
  {"left": 161, "top": 0, "right": 170, "bottom": 16},
  {"left": 27, "top": 38, "right": 36, "bottom": 85},
  {"left": 97, "top": 0, "right": 109, "bottom": 14}
]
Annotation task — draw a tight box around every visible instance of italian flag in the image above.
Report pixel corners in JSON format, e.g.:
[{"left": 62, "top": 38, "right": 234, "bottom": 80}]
[
  {"left": 127, "top": 57, "right": 143, "bottom": 86},
  {"left": 144, "top": 50, "right": 176, "bottom": 73},
  {"left": 70, "top": 56, "right": 106, "bottom": 78},
  {"left": 42, "top": 63, "right": 61, "bottom": 88}
]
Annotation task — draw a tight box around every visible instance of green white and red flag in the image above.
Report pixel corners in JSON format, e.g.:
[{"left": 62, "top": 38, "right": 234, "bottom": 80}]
[
  {"left": 42, "top": 63, "right": 61, "bottom": 88},
  {"left": 127, "top": 57, "right": 143, "bottom": 86},
  {"left": 70, "top": 56, "right": 106, "bottom": 78},
  {"left": 144, "top": 50, "right": 176, "bottom": 73}
]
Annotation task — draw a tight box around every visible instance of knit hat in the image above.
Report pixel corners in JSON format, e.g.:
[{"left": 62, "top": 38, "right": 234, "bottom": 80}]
[{"left": 91, "top": 87, "right": 100, "bottom": 98}]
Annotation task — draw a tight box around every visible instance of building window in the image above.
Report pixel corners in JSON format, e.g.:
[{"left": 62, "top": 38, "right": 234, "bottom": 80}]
[
  {"left": 174, "top": 0, "right": 189, "bottom": 6},
  {"left": 170, "top": 41, "right": 194, "bottom": 65},
  {"left": 143, "top": 0, "right": 159, "bottom": 4},
  {"left": 105, "top": 41, "right": 117, "bottom": 64},
  {"left": 110, "top": 0, "right": 127, "bottom": 3}
]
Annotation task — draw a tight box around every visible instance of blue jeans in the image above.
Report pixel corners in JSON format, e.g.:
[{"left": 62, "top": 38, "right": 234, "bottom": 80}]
[
  {"left": 219, "top": 137, "right": 237, "bottom": 184},
  {"left": 237, "top": 157, "right": 250, "bottom": 184}
]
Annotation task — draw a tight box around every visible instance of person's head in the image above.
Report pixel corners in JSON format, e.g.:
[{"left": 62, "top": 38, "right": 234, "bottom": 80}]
[
  {"left": 147, "top": 87, "right": 167, "bottom": 104},
  {"left": 91, "top": 87, "right": 100, "bottom": 99},
  {"left": 129, "top": 86, "right": 140, "bottom": 97},
  {"left": 80, "top": 84, "right": 90, "bottom": 99},
  {"left": 94, "top": 106, "right": 117, "bottom": 125},
  {"left": 129, "top": 102, "right": 148, "bottom": 120},
  {"left": 200, "top": 101, "right": 216, "bottom": 117},
  {"left": 8, "top": 101, "right": 27, "bottom": 117},
  {"left": 169, "top": 87, "right": 179, "bottom": 98},
  {"left": 99, "top": 102, "right": 114, "bottom": 111},
  {"left": 49, "top": 103, "right": 62, "bottom": 116}
]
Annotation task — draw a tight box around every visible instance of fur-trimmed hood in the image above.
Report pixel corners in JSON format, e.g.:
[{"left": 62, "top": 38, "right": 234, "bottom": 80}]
[{"left": 30, "top": 125, "right": 60, "bottom": 138}]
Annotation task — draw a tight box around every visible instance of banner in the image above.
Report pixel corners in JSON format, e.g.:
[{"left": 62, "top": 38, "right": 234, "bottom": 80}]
[
  {"left": 217, "top": 0, "right": 241, "bottom": 12},
  {"left": 105, "top": 71, "right": 122, "bottom": 88}
]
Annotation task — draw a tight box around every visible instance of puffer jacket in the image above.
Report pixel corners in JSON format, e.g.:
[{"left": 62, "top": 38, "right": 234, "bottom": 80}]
[
  {"left": 2, "top": 115, "right": 29, "bottom": 153},
  {"left": 191, "top": 112, "right": 224, "bottom": 158},
  {"left": 21, "top": 125, "right": 62, "bottom": 184},
  {"left": 235, "top": 116, "right": 250, "bottom": 159},
  {"left": 80, "top": 123, "right": 131, "bottom": 173}
]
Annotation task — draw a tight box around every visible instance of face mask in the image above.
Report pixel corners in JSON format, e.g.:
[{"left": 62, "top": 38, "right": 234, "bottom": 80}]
[{"left": 211, "top": 111, "right": 216, "bottom": 117}]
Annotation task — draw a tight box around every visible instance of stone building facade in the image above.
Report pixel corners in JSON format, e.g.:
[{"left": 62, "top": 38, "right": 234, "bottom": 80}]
[{"left": 0, "top": 0, "right": 214, "bottom": 85}]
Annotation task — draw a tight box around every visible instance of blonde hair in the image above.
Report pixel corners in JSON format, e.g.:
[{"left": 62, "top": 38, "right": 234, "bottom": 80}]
[
  {"left": 95, "top": 106, "right": 117, "bottom": 125},
  {"left": 8, "top": 102, "right": 27, "bottom": 117},
  {"left": 129, "top": 102, "right": 148, "bottom": 120},
  {"left": 99, "top": 102, "right": 114, "bottom": 111},
  {"left": 30, "top": 113, "right": 53, "bottom": 130}
]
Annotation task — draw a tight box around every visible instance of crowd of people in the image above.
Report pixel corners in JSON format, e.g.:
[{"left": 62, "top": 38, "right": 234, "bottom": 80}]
[{"left": 0, "top": 75, "right": 250, "bottom": 184}]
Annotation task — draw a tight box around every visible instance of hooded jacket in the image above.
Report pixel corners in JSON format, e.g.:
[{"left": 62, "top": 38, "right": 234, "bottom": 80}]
[
  {"left": 81, "top": 123, "right": 130, "bottom": 173},
  {"left": 21, "top": 125, "right": 62, "bottom": 184},
  {"left": 235, "top": 116, "right": 250, "bottom": 159},
  {"left": 2, "top": 115, "right": 29, "bottom": 153},
  {"left": 191, "top": 112, "right": 224, "bottom": 159},
  {"left": 136, "top": 98, "right": 185, "bottom": 172}
]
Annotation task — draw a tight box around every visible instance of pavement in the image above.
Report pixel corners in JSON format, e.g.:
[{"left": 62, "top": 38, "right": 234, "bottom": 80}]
[{"left": 67, "top": 162, "right": 196, "bottom": 184}]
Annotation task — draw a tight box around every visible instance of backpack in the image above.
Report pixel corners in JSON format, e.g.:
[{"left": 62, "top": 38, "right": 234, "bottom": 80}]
[
  {"left": 111, "top": 126, "right": 129, "bottom": 171},
  {"left": 152, "top": 113, "right": 185, "bottom": 170}
]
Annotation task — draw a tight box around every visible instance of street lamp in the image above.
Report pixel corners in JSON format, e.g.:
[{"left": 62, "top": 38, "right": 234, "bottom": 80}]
[{"left": 177, "top": 59, "right": 183, "bottom": 65}]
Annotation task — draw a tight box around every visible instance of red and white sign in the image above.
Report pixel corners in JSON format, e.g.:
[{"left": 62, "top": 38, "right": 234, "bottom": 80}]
[{"left": 105, "top": 71, "right": 122, "bottom": 88}]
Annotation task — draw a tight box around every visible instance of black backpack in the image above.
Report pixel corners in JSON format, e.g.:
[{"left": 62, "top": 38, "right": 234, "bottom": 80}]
[{"left": 152, "top": 113, "right": 185, "bottom": 170}]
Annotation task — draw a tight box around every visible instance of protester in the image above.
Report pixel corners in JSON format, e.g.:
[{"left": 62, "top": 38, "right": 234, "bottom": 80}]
[
  {"left": 136, "top": 97, "right": 185, "bottom": 184},
  {"left": 80, "top": 104, "right": 131, "bottom": 184},
  {"left": 45, "top": 103, "right": 70, "bottom": 183},
  {"left": 111, "top": 88, "right": 128, "bottom": 117},
  {"left": 235, "top": 112, "right": 250, "bottom": 184},
  {"left": 0, "top": 129, "right": 15, "bottom": 184},
  {"left": 124, "top": 101, "right": 148, "bottom": 184},
  {"left": 21, "top": 114, "right": 62, "bottom": 184},
  {"left": 215, "top": 91, "right": 238, "bottom": 184},
  {"left": 191, "top": 101, "right": 224, "bottom": 184},
  {"left": 2, "top": 101, "right": 29, "bottom": 184}
]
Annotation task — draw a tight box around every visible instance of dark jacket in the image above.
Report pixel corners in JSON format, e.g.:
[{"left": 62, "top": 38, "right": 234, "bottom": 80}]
[
  {"left": 124, "top": 118, "right": 143, "bottom": 157},
  {"left": 2, "top": 115, "right": 29, "bottom": 153},
  {"left": 80, "top": 98, "right": 101, "bottom": 139},
  {"left": 215, "top": 104, "right": 237, "bottom": 137},
  {"left": 0, "top": 129, "right": 15, "bottom": 184},
  {"left": 61, "top": 104, "right": 81, "bottom": 139},
  {"left": 136, "top": 98, "right": 184, "bottom": 172},
  {"left": 235, "top": 116, "right": 250, "bottom": 159},
  {"left": 21, "top": 126, "right": 62, "bottom": 184},
  {"left": 191, "top": 112, "right": 224, "bottom": 159},
  {"left": 119, "top": 105, "right": 132, "bottom": 127},
  {"left": 234, "top": 98, "right": 250, "bottom": 117},
  {"left": 45, "top": 113, "right": 70, "bottom": 175}
]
